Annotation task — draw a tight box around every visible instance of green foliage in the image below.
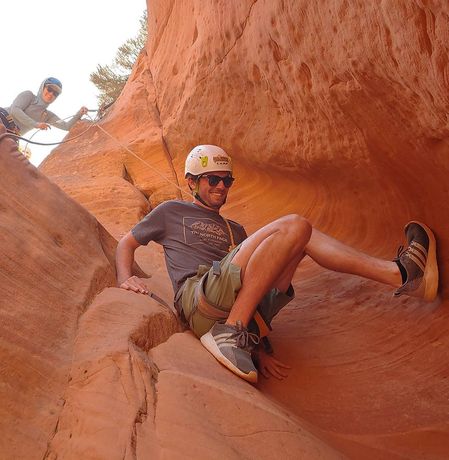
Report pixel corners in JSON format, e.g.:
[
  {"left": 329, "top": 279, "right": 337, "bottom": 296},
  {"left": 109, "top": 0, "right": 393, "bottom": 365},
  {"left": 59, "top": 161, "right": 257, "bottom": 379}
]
[{"left": 90, "top": 10, "right": 148, "bottom": 109}]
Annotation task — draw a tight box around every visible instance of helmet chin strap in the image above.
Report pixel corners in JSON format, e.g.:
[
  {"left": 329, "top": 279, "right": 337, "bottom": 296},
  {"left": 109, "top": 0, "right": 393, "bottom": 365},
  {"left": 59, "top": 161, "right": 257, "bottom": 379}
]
[
  {"left": 192, "top": 180, "right": 224, "bottom": 210},
  {"left": 193, "top": 191, "right": 223, "bottom": 210}
]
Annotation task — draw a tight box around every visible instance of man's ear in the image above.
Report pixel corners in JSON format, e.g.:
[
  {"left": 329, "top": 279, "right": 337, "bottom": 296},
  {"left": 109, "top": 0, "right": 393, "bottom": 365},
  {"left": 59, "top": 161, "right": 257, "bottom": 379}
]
[{"left": 187, "top": 176, "right": 197, "bottom": 191}]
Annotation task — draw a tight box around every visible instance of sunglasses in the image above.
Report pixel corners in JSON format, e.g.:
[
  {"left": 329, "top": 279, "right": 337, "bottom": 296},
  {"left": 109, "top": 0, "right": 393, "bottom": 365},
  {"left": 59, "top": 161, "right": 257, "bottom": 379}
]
[
  {"left": 46, "top": 86, "right": 59, "bottom": 97},
  {"left": 201, "top": 174, "right": 235, "bottom": 188}
]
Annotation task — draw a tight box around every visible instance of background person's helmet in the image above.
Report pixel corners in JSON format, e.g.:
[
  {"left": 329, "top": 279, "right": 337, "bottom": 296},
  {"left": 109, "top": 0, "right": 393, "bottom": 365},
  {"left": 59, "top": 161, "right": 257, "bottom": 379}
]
[
  {"left": 185, "top": 145, "right": 232, "bottom": 177},
  {"left": 44, "top": 77, "right": 63, "bottom": 95}
]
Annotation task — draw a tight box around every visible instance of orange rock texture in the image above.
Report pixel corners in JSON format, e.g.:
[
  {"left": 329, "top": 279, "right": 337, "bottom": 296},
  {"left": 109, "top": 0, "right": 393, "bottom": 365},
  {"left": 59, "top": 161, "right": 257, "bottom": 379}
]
[
  {"left": 2, "top": 0, "right": 448, "bottom": 458},
  {"left": 0, "top": 127, "right": 117, "bottom": 458}
]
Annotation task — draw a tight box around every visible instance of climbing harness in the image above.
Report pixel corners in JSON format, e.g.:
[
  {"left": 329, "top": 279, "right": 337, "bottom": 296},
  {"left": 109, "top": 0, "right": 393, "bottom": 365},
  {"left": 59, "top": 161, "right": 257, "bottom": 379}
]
[
  {"left": 190, "top": 215, "right": 273, "bottom": 352},
  {"left": 0, "top": 108, "right": 19, "bottom": 135}
]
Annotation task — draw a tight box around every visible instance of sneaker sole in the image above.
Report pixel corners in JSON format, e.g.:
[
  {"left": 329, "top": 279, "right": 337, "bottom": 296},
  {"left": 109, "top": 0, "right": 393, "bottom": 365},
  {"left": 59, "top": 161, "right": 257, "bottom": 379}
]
[
  {"left": 409, "top": 220, "right": 439, "bottom": 301},
  {"left": 200, "top": 332, "right": 258, "bottom": 383}
]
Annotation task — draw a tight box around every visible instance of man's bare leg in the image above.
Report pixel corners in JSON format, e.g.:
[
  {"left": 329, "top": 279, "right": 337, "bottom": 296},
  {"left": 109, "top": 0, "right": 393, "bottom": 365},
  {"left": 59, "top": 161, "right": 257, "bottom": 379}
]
[
  {"left": 227, "top": 214, "right": 311, "bottom": 326},
  {"left": 202, "top": 217, "right": 435, "bottom": 382},
  {"left": 227, "top": 216, "right": 402, "bottom": 327},
  {"left": 200, "top": 214, "right": 310, "bottom": 382},
  {"left": 305, "top": 229, "right": 402, "bottom": 287}
]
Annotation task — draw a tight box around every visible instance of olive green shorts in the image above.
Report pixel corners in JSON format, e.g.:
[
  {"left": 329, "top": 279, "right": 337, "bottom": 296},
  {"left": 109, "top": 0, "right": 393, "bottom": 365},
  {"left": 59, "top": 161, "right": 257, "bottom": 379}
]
[{"left": 179, "top": 244, "right": 295, "bottom": 337}]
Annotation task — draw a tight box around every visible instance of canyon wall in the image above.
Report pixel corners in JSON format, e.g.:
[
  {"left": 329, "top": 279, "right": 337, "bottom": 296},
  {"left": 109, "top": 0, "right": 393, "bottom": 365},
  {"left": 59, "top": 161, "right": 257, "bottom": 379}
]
[{"left": 2, "top": 1, "right": 448, "bottom": 458}]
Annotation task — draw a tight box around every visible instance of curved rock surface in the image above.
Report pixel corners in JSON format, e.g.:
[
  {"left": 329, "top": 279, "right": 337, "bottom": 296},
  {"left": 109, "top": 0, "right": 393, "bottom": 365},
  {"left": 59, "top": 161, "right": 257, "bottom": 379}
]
[
  {"left": 0, "top": 127, "right": 117, "bottom": 459},
  {"left": 3, "top": 0, "right": 449, "bottom": 458}
]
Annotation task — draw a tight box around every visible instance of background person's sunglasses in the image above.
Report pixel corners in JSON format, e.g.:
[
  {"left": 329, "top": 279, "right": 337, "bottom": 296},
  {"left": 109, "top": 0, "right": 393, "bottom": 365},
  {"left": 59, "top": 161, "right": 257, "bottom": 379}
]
[
  {"left": 201, "top": 174, "right": 235, "bottom": 187},
  {"left": 46, "top": 86, "right": 59, "bottom": 97}
]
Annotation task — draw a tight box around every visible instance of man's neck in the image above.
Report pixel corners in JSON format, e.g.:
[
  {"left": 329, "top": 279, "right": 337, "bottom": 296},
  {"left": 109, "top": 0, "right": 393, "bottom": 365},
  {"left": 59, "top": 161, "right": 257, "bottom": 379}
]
[{"left": 192, "top": 198, "right": 221, "bottom": 214}]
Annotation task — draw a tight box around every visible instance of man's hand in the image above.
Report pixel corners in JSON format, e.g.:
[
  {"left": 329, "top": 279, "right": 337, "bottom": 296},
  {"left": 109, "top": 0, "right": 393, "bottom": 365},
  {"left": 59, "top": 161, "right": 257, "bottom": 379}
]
[
  {"left": 119, "top": 275, "right": 149, "bottom": 295},
  {"left": 36, "top": 122, "right": 50, "bottom": 130},
  {"left": 78, "top": 106, "right": 88, "bottom": 116},
  {"left": 254, "top": 349, "right": 291, "bottom": 380}
]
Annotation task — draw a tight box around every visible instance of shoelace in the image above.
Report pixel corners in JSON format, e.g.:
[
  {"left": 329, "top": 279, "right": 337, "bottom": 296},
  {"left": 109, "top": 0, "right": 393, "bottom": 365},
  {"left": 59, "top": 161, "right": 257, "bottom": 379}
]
[
  {"left": 395, "top": 245, "right": 405, "bottom": 260},
  {"left": 232, "top": 321, "right": 260, "bottom": 350},
  {"left": 396, "top": 241, "right": 426, "bottom": 260}
]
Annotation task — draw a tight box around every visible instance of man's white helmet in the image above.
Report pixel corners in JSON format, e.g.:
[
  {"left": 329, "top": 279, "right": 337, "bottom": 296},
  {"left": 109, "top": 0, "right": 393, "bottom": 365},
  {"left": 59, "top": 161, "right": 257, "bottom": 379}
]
[{"left": 185, "top": 145, "right": 232, "bottom": 177}]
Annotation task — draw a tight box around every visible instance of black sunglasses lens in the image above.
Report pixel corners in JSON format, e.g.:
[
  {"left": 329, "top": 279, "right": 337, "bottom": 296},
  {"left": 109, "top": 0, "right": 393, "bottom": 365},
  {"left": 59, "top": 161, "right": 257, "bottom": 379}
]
[
  {"left": 207, "top": 175, "right": 220, "bottom": 186},
  {"left": 222, "top": 177, "right": 234, "bottom": 187},
  {"left": 203, "top": 174, "right": 234, "bottom": 187}
]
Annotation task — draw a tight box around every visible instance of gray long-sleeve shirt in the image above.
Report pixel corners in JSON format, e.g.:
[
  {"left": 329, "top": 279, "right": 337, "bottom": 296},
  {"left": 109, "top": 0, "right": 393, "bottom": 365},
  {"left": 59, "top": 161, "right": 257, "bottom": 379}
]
[{"left": 5, "top": 80, "right": 83, "bottom": 135}]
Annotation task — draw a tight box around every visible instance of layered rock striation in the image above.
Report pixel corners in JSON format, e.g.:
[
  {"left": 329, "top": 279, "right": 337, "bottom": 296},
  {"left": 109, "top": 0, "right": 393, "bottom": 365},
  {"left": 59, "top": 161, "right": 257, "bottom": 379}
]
[{"left": 2, "top": 1, "right": 448, "bottom": 458}]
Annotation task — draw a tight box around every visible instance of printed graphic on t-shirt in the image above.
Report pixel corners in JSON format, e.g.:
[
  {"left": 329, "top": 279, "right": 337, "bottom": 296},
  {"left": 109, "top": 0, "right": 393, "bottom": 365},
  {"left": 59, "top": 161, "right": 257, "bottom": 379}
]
[{"left": 183, "top": 217, "right": 228, "bottom": 249}]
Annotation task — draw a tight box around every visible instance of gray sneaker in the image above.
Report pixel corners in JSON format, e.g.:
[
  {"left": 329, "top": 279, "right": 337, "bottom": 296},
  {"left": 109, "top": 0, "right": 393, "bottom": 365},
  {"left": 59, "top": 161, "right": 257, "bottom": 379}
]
[
  {"left": 200, "top": 321, "right": 259, "bottom": 383},
  {"left": 394, "top": 221, "right": 438, "bottom": 301}
]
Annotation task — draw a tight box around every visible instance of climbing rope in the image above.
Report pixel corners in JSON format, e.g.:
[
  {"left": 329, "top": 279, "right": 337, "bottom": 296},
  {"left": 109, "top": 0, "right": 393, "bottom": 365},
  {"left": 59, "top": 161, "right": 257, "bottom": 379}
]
[
  {"left": 0, "top": 109, "right": 98, "bottom": 146},
  {"left": 22, "top": 109, "right": 98, "bottom": 152},
  {"left": 0, "top": 110, "right": 190, "bottom": 198},
  {"left": 85, "top": 113, "right": 189, "bottom": 198}
]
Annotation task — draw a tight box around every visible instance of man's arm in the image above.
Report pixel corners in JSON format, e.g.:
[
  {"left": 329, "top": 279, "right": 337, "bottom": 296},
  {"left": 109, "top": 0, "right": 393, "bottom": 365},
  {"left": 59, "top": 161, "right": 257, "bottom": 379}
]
[
  {"left": 47, "top": 107, "right": 88, "bottom": 131},
  {"left": 9, "top": 91, "right": 38, "bottom": 130},
  {"left": 116, "top": 232, "right": 149, "bottom": 294}
]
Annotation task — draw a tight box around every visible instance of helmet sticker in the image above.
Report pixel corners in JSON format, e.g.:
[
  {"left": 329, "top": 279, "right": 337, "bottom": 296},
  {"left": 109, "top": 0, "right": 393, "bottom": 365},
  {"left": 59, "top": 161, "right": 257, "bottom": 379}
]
[
  {"left": 185, "top": 145, "right": 232, "bottom": 177},
  {"left": 213, "top": 155, "right": 231, "bottom": 165}
]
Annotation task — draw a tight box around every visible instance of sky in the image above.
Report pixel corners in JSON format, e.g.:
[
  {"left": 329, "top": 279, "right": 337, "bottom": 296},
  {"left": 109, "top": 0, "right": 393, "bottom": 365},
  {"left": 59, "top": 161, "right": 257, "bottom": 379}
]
[{"left": 2, "top": 0, "right": 146, "bottom": 166}]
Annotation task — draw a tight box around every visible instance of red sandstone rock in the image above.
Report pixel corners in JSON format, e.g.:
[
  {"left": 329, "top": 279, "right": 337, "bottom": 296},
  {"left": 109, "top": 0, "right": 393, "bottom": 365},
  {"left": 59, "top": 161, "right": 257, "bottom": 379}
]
[
  {"left": 45, "top": 289, "right": 340, "bottom": 459},
  {"left": 3, "top": 1, "right": 449, "bottom": 459},
  {"left": 0, "top": 126, "right": 117, "bottom": 458}
]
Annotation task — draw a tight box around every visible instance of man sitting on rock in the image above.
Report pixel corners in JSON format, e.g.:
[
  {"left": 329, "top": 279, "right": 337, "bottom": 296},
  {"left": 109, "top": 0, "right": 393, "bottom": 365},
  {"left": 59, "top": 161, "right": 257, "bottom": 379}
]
[{"left": 116, "top": 145, "right": 439, "bottom": 383}]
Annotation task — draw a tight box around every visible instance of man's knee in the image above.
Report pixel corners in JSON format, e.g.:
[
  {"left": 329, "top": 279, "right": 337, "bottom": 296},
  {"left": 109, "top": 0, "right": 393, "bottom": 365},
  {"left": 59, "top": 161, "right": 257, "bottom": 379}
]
[{"left": 277, "top": 214, "right": 312, "bottom": 242}]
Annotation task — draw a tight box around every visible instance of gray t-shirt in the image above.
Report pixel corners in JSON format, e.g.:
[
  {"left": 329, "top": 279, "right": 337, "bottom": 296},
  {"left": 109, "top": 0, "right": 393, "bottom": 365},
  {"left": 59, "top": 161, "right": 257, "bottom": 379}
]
[{"left": 132, "top": 200, "right": 247, "bottom": 295}]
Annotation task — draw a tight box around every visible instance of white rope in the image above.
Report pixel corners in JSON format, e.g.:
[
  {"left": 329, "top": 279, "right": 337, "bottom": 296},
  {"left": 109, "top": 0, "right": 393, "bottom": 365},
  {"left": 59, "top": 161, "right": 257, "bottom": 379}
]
[{"left": 86, "top": 114, "right": 190, "bottom": 199}]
